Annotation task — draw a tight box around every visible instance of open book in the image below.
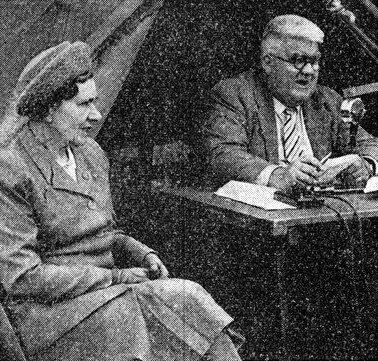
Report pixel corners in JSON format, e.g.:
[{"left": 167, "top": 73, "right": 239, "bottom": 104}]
[{"left": 215, "top": 181, "right": 296, "bottom": 210}]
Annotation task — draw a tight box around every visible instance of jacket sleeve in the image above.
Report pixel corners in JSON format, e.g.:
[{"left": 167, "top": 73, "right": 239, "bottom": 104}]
[
  {"left": 111, "top": 231, "right": 156, "bottom": 267},
  {"left": 0, "top": 174, "right": 117, "bottom": 303},
  {"left": 355, "top": 126, "right": 378, "bottom": 171},
  {"left": 203, "top": 79, "right": 272, "bottom": 183}
]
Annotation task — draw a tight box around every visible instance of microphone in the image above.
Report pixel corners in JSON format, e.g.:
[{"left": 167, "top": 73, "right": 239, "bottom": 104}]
[
  {"left": 341, "top": 98, "right": 366, "bottom": 148},
  {"left": 341, "top": 98, "right": 366, "bottom": 125}
]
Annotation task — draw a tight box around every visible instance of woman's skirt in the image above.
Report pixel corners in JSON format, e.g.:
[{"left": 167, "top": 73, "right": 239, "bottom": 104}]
[{"left": 19, "top": 278, "right": 238, "bottom": 361}]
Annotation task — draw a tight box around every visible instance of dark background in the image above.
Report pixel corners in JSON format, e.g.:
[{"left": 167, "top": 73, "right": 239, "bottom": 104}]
[
  {"left": 95, "top": 2, "right": 378, "bottom": 358},
  {"left": 98, "top": 0, "right": 378, "bottom": 158}
]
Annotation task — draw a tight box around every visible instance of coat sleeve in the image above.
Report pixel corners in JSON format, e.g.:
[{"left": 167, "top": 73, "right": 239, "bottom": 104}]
[
  {"left": 0, "top": 165, "right": 117, "bottom": 303},
  {"left": 355, "top": 126, "right": 378, "bottom": 170},
  {"left": 203, "top": 79, "right": 272, "bottom": 183},
  {"left": 111, "top": 231, "right": 156, "bottom": 267}
]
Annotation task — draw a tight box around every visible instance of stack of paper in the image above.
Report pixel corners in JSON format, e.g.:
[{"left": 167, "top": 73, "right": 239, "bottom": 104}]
[{"left": 215, "top": 181, "right": 296, "bottom": 210}]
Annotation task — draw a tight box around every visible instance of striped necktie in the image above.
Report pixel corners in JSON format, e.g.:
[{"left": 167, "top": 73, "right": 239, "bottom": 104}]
[{"left": 283, "top": 107, "right": 302, "bottom": 162}]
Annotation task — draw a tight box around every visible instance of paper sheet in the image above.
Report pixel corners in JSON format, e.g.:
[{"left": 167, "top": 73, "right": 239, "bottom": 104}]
[
  {"left": 215, "top": 181, "right": 296, "bottom": 210},
  {"left": 364, "top": 176, "right": 378, "bottom": 193}
]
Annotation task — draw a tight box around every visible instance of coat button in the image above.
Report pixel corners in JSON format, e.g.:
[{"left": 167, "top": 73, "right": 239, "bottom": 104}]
[
  {"left": 92, "top": 173, "right": 99, "bottom": 180},
  {"left": 87, "top": 200, "right": 97, "bottom": 210},
  {"left": 82, "top": 171, "right": 90, "bottom": 180}
]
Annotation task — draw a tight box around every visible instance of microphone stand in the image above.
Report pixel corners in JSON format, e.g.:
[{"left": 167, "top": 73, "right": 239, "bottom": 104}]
[
  {"left": 324, "top": 0, "right": 378, "bottom": 64},
  {"left": 355, "top": 0, "right": 378, "bottom": 20}
]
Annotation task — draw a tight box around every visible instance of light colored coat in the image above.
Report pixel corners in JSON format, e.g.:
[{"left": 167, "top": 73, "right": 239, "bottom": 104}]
[{"left": 0, "top": 123, "right": 234, "bottom": 360}]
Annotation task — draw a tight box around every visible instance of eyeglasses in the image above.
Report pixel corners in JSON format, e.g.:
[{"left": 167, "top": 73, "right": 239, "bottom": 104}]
[{"left": 271, "top": 54, "right": 321, "bottom": 71}]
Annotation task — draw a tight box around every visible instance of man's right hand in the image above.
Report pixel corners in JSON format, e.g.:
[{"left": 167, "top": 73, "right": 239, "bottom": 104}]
[{"left": 268, "top": 155, "right": 324, "bottom": 193}]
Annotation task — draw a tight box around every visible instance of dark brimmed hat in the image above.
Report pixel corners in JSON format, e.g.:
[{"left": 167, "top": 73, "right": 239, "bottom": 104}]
[{"left": 15, "top": 41, "right": 92, "bottom": 116}]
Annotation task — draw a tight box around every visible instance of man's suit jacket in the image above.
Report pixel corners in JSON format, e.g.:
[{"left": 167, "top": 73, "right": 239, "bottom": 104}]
[
  {"left": 203, "top": 70, "right": 378, "bottom": 184},
  {"left": 0, "top": 124, "right": 153, "bottom": 355}
]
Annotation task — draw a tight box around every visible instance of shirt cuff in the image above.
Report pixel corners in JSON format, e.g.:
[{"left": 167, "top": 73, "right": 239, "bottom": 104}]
[
  {"left": 255, "top": 164, "right": 281, "bottom": 186},
  {"left": 362, "top": 156, "right": 377, "bottom": 176}
]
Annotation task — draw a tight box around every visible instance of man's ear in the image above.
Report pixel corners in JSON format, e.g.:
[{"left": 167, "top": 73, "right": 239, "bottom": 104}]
[{"left": 261, "top": 55, "right": 273, "bottom": 74}]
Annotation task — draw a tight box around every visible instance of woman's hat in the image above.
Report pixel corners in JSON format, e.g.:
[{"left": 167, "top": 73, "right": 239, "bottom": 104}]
[{"left": 15, "top": 41, "right": 92, "bottom": 115}]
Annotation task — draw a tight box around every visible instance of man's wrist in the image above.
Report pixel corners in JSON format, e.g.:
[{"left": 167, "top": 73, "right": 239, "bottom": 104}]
[
  {"left": 111, "top": 268, "right": 121, "bottom": 284},
  {"left": 268, "top": 166, "right": 289, "bottom": 188},
  {"left": 258, "top": 164, "right": 281, "bottom": 186}
]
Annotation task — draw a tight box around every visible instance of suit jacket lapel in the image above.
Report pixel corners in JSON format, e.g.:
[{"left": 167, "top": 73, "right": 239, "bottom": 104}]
[
  {"left": 251, "top": 72, "right": 332, "bottom": 163},
  {"left": 249, "top": 73, "right": 279, "bottom": 163},
  {"left": 303, "top": 96, "right": 332, "bottom": 161}
]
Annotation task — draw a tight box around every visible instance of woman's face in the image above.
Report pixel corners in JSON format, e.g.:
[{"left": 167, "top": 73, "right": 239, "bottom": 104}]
[{"left": 49, "top": 78, "right": 102, "bottom": 146}]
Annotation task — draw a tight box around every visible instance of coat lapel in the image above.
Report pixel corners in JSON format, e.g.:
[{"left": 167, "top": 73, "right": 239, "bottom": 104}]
[
  {"left": 20, "top": 127, "right": 53, "bottom": 183},
  {"left": 248, "top": 73, "right": 279, "bottom": 162},
  {"left": 303, "top": 95, "right": 332, "bottom": 161},
  {"left": 249, "top": 72, "right": 332, "bottom": 163},
  {"left": 71, "top": 146, "right": 100, "bottom": 197},
  {"left": 20, "top": 127, "right": 94, "bottom": 198}
]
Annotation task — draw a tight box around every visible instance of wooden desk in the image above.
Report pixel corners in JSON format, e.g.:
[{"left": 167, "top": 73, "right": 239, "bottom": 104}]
[
  {"left": 154, "top": 185, "right": 378, "bottom": 359},
  {"left": 157, "top": 186, "right": 378, "bottom": 236}
]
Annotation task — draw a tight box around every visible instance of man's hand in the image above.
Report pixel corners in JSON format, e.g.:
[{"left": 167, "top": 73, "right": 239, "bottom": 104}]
[
  {"left": 268, "top": 154, "right": 324, "bottom": 193},
  {"left": 143, "top": 253, "right": 169, "bottom": 280},
  {"left": 340, "top": 155, "right": 373, "bottom": 188},
  {"left": 316, "top": 154, "right": 373, "bottom": 188}
]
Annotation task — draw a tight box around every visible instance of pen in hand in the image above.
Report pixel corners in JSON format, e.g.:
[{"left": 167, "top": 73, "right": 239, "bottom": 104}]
[
  {"left": 316, "top": 152, "right": 332, "bottom": 174},
  {"left": 320, "top": 152, "right": 332, "bottom": 165}
]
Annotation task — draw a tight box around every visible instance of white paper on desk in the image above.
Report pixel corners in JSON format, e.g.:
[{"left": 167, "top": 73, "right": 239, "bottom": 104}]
[
  {"left": 364, "top": 176, "right": 378, "bottom": 193},
  {"left": 215, "top": 180, "right": 296, "bottom": 210}
]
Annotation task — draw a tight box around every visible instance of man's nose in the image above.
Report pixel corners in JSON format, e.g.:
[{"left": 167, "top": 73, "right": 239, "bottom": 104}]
[
  {"left": 300, "top": 62, "right": 317, "bottom": 74},
  {"left": 88, "top": 104, "right": 102, "bottom": 121}
]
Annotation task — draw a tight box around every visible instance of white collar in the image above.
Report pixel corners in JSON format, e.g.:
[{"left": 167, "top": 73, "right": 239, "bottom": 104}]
[{"left": 273, "top": 98, "right": 301, "bottom": 115}]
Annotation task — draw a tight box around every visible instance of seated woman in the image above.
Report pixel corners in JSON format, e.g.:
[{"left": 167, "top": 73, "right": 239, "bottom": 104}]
[{"left": 0, "top": 41, "right": 243, "bottom": 361}]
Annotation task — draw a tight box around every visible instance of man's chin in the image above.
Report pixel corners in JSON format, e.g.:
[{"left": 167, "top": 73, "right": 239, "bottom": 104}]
[
  {"left": 291, "top": 88, "right": 315, "bottom": 103},
  {"left": 71, "top": 134, "right": 89, "bottom": 147}
]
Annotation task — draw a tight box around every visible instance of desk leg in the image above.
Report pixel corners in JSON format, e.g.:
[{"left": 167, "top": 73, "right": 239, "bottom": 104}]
[
  {"left": 276, "top": 238, "right": 289, "bottom": 360},
  {"left": 275, "top": 226, "right": 301, "bottom": 361}
]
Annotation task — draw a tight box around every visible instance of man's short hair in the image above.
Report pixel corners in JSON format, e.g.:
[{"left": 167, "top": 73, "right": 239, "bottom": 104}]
[
  {"left": 263, "top": 14, "right": 324, "bottom": 43},
  {"left": 261, "top": 14, "right": 324, "bottom": 57}
]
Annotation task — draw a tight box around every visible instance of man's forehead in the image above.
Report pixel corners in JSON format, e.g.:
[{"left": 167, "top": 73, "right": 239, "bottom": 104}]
[{"left": 282, "top": 37, "right": 320, "bottom": 55}]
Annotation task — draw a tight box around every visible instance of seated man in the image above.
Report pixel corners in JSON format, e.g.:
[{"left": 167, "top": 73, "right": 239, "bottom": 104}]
[
  {"left": 0, "top": 41, "right": 243, "bottom": 361},
  {"left": 203, "top": 14, "right": 378, "bottom": 193}
]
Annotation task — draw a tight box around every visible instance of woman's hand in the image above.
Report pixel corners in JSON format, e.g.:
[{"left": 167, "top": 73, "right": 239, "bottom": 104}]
[
  {"left": 143, "top": 253, "right": 169, "bottom": 280},
  {"left": 116, "top": 268, "right": 150, "bottom": 284}
]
